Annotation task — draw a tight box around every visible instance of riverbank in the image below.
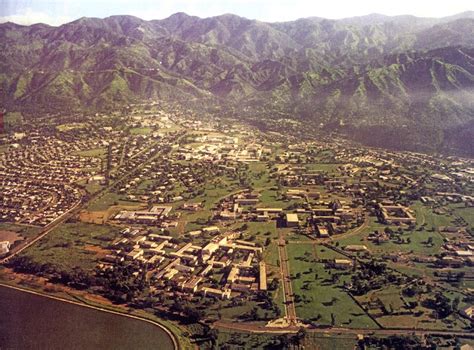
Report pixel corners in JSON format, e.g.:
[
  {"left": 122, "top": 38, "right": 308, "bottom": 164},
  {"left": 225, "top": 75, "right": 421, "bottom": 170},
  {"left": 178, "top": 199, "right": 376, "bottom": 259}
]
[
  {"left": 0, "top": 268, "right": 193, "bottom": 350},
  {"left": 0, "top": 282, "right": 178, "bottom": 350}
]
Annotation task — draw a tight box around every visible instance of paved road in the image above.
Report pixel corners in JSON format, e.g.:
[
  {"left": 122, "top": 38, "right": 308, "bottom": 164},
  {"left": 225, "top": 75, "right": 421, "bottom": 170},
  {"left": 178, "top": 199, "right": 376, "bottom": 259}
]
[
  {"left": 214, "top": 320, "right": 474, "bottom": 338},
  {"left": 332, "top": 213, "right": 369, "bottom": 241},
  {"left": 278, "top": 231, "right": 298, "bottom": 325},
  {"left": 0, "top": 197, "right": 83, "bottom": 264},
  {"left": 288, "top": 213, "right": 369, "bottom": 245},
  {"left": 1, "top": 133, "right": 184, "bottom": 265}
]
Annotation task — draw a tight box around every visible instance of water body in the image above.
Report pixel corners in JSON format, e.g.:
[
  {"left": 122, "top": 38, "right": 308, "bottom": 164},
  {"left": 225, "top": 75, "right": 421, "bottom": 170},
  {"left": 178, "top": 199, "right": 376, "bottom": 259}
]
[{"left": 0, "top": 285, "right": 174, "bottom": 350}]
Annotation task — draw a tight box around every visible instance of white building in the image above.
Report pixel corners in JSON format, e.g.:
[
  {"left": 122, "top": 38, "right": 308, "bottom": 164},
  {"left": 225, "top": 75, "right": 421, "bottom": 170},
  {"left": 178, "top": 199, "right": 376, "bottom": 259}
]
[{"left": 0, "top": 241, "right": 10, "bottom": 256}]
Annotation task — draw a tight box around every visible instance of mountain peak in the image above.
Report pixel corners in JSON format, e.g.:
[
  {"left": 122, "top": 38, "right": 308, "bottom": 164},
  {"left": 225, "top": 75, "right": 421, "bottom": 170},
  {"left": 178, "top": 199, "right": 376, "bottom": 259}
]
[
  {"left": 67, "top": 16, "right": 103, "bottom": 26},
  {"left": 1, "top": 12, "right": 474, "bottom": 155},
  {"left": 105, "top": 15, "right": 144, "bottom": 22},
  {"left": 167, "top": 12, "right": 193, "bottom": 20}
]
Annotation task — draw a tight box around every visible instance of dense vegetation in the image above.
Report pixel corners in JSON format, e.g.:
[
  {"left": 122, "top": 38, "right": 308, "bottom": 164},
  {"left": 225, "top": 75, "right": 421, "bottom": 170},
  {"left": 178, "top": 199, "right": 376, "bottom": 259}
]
[{"left": 1, "top": 12, "right": 474, "bottom": 154}]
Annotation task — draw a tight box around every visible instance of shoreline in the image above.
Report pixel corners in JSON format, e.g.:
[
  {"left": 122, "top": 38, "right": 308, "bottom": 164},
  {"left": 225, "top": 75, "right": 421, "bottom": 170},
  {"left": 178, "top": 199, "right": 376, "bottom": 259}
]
[{"left": 0, "top": 282, "right": 180, "bottom": 350}]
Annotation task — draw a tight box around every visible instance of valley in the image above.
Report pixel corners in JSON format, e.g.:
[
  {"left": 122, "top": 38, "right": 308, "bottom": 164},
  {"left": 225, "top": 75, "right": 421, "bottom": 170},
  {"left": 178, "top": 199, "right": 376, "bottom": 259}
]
[{"left": 1, "top": 103, "right": 473, "bottom": 349}]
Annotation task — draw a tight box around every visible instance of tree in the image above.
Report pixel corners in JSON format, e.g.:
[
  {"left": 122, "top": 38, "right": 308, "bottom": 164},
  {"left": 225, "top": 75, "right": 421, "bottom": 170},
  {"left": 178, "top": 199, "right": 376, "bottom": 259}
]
[
  {"left": 269, "top": 278, "right": 279, "bottom": 291},
  {"left": 249, "top": 306, "right": 259, "bottom": 320},
  {"left": 423, "top": 292, "right": 453, "bottom": 319},
  {"left": 452, "top": 296, "right": 460, "bottom": 312},
  {"left": 291, "top": 327, "right": 307, "bottom": 347},
  {"left": 203, "top": 327, "right": 218, "bottom": 349}
]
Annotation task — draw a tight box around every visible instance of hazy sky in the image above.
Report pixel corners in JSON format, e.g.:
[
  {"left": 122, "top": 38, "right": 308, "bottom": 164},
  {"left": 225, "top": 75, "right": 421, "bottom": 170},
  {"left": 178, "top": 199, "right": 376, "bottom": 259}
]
[{"left": 1, "top": 0, "right": 473, "bottom": 26}]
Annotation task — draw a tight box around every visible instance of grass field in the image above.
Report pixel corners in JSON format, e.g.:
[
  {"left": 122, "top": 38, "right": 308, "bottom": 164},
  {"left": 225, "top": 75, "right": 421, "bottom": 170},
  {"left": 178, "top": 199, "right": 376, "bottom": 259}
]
[
  {"left": 304, "top": 334, "right": 357, "bottom": 350},
  {"left": 248, "top": 162, "right": 273, "bottom": 189},
  {"left": 263, "top": 241, "right": 280, "bottom": 265},
  {"left": 136, "top": 179, "right": 155, "bottom": 192},
  {"left": 179, "top": 177, "right": 240, "bottom": 231},
  {"left": 335, "top": 216, "right": 445, "bottom": 256},
  {"left": 353, "top": 272, "right": 470, "bottom": 330},
  {"left": 217, "top": 329, "right": 285, "bottom": 349},
  {"left": 21, "top": 222, "right": 121, "bottom": 271},
  {"left": 87, "top": 192, "right": 139, "bottom": 211},
  {"left": 286, "top": 243, "right": 378, "bottom": 328},
  {"left": 56, "top": 123, "right": 87, "bottom": 132},
  {"left": 259, "top": 189, "right": 281, "bottom": 207},
  {"left": 357, "top": 285, "right": 406, "bottom": 318},
  {"left": 259, "top": 188, "right": 303, "bottom": 209},
  {"left": 157, "top": 124, "right": 182, "bottom": 133},
  {"left": 84, "top": 182, "right": 103, "bottom": 194},
  {"left": 244, "top": 221, "right": 278, "bottom": 240},
  {"left": 314, "top": 245, "right": 347, "bottom": 260},
  {"left": 412, "top": 202, "right": 452, "bottom": 228},
  {"left": 305, "top": 163, "right": 340, "bottom": 173},
  {"left": 4, "top": 112, "right": 23, "bottom": 128},
  {"left": 73, "top": 147, "right": 107, "bottom": 159},
  {"left": 130, "top": 127, "right": 152, "bottom": 135},
  {"left": 217, "top": 300, "right": 266, "bottom": 321},
  {"left": 0, "top": 223, "right": 41, "bottom": 239}
]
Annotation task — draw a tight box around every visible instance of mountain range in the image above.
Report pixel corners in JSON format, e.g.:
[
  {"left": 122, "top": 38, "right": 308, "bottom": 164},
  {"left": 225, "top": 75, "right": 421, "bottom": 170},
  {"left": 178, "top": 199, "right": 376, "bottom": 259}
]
[{"left": 1, "top": 12, "right": 474, "bottom": 155}]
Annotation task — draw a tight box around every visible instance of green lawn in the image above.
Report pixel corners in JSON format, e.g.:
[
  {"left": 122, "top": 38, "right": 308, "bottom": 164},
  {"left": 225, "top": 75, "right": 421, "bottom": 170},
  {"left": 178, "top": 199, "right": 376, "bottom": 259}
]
[
  {"left": 4, "top": 111, "right": 23, "bottom": 128},
  {"left": 243, "top": 221, "right": 277, "bottom": 241},
  {"left": 136, "top": 179, "right": 155, "bottom": 192},
  {"left": 217, "top": 329, "right": 285, "bottom": 349},
  {"left": 20, "top": 222, "right": 121, "bottom": 271},
  {"left": 259, "top": 189, "right": 280, "bottom": 206},
  {"left": 218, "top": 301, "right": 258, "bottom": 320},
  {"left": 0, "top": 223, "right": 42, "bottom": 239},
  {"left": 335, "top": 216, "right": 444, "bottom": 257},
  {"left": 73, "top": 147, "right": 107, "bottom": 159},
  {"left": 412, "top": 201, "right": 452, "bottom": 228},
  {"left": 305, "top": 163, "right": 340, "bottom": 173},
  {"left": 196, "top": 177, "right": 240, "bottom": 210},
  {"left": 286, "top": 243, "right": 378, "bottom": 328},
  {"left": 354, "top": 269, "right": 471, "bottom": 330},
  {"left": 87, "top": 192, "right": 139, "bottom": 211},
  {"left": 182, "top": 210, "right": 213, "bottom": 232},
  {"left": 263, "top": 242, "right": 280, "bottom": 267},
  {"left": 179, "top": 178, "right": 241, "bottom": 232},
  {"left": 130, "top": 127, "right": 152, "bottom": 135},
  {"left": 305, "top": 335, "right": 357, "bottom": 350},
  {"left": 315, "top": 245, "right": 347, "bottom": 260},
  {"left": 56, "top": 122, "right": 87, "bottom": 132},
  {"left": 248, "top": 162, "right": 273, "bottom": 189},
  {"left": 259, "top": 188, "right": 304, "bottom": 209}
]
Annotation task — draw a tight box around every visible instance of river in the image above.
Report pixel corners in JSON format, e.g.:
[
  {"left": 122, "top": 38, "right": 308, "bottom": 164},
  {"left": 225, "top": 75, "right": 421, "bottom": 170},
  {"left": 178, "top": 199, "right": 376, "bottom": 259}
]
[{"left": 0, "top": 285, "right": 175, "bottom": 350}]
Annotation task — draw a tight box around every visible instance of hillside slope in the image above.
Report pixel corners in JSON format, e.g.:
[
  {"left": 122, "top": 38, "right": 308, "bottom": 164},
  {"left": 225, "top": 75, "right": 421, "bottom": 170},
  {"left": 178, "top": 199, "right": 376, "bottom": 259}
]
[{"left": 1, "top": 13, "right": 474, "bottom": 154}]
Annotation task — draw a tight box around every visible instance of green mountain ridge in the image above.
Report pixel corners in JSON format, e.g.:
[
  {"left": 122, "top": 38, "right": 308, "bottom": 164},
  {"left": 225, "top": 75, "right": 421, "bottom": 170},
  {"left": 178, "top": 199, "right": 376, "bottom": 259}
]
[{"left": 1, "top": 12, "right": 474, "bottom": 155}]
